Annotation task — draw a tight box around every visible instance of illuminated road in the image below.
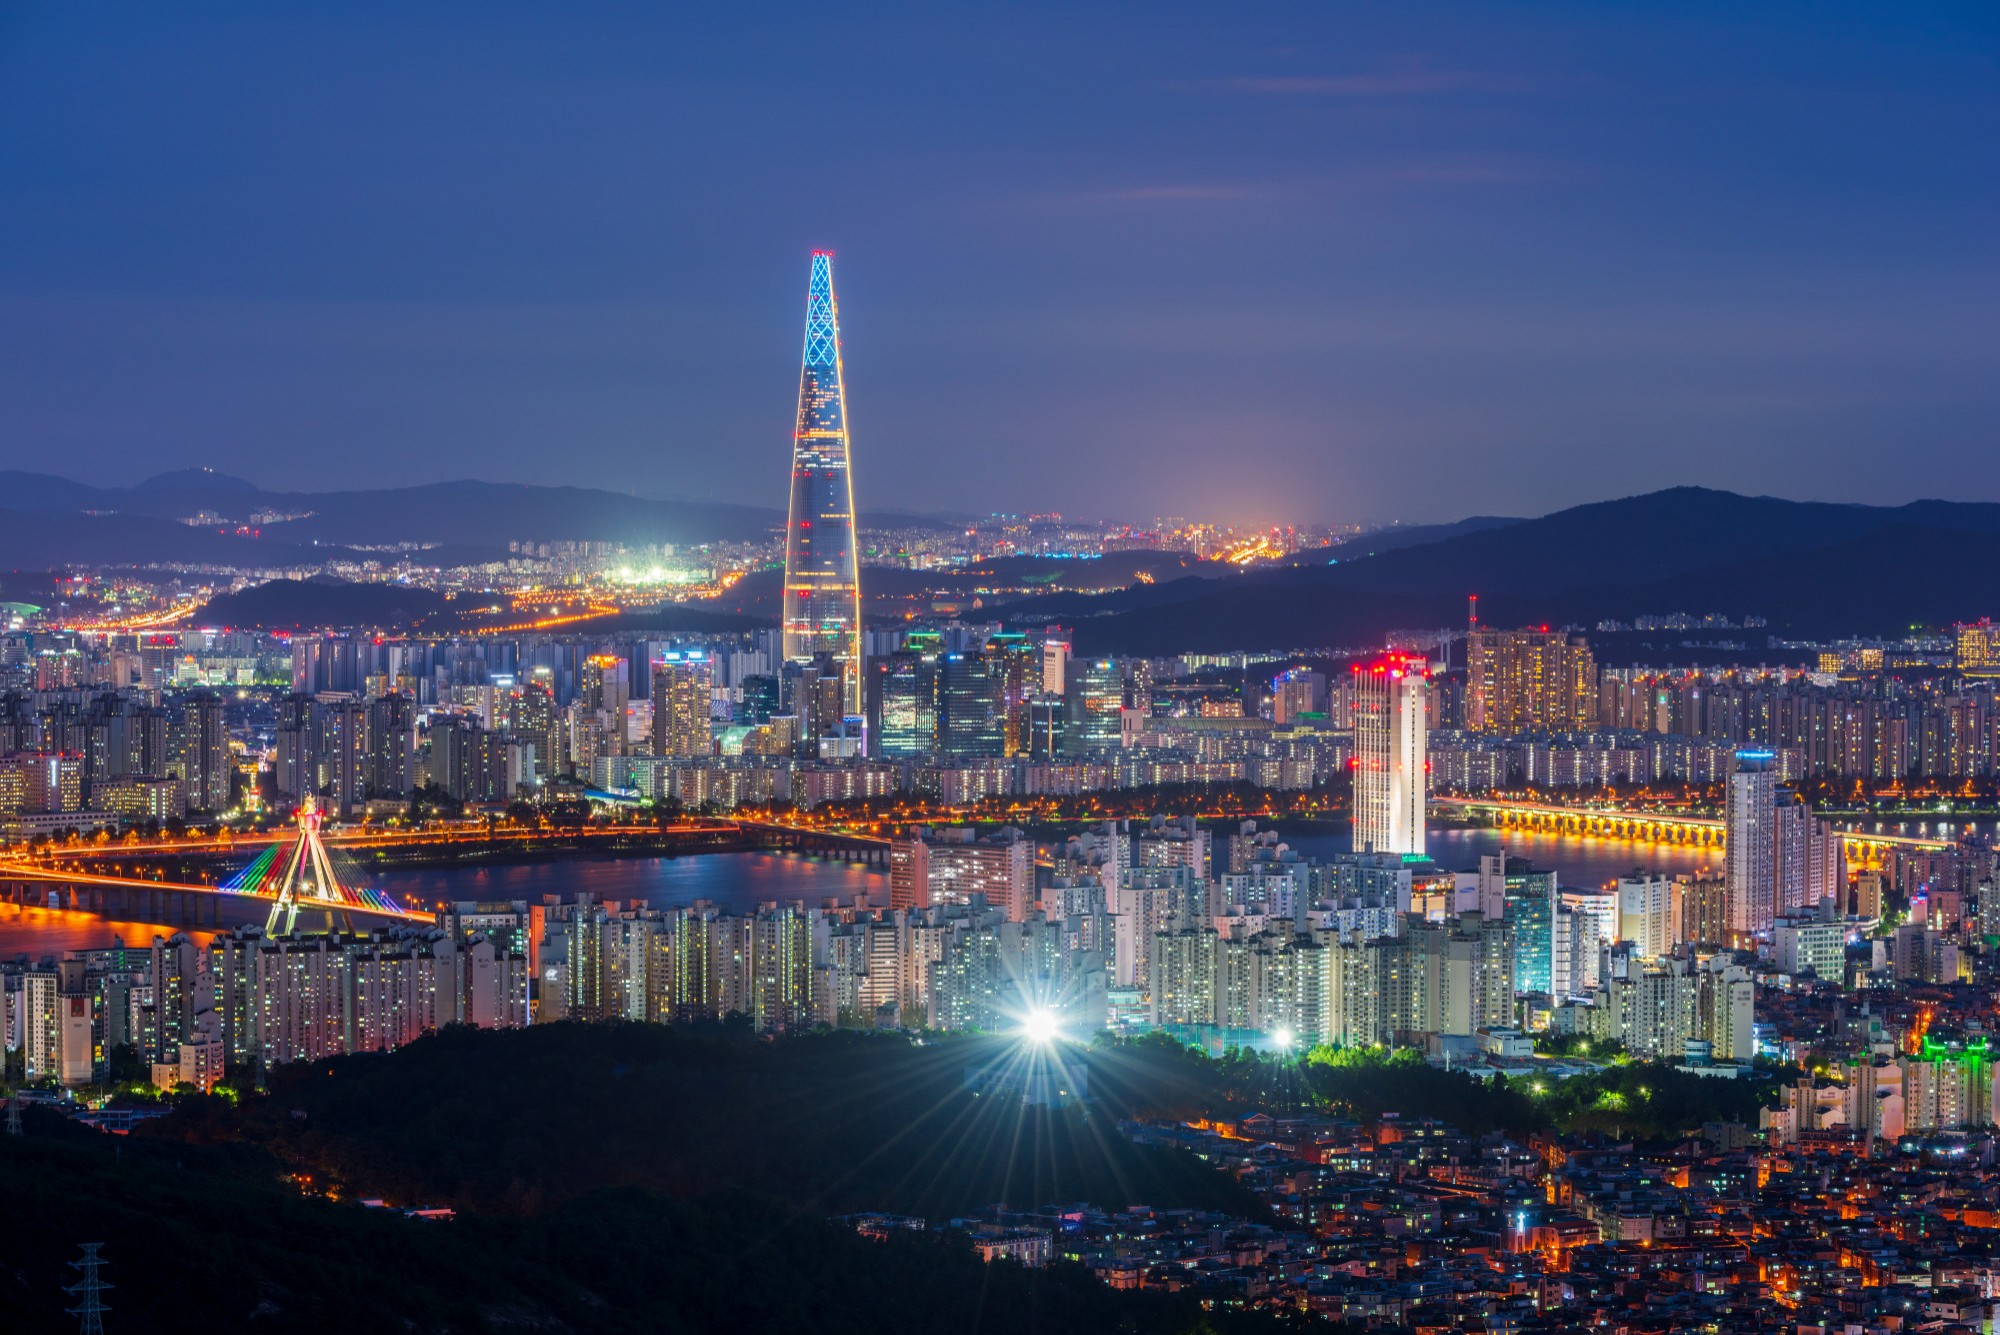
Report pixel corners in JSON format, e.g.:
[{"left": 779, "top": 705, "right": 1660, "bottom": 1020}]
[{"left": 31, "top": 818, "right": 754, "bottom": 862}]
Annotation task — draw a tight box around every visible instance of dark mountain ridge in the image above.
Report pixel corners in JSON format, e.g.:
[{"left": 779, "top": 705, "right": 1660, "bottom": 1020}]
[{"left": 1028, "top": 488, "right": 2000, "bottom": 654}]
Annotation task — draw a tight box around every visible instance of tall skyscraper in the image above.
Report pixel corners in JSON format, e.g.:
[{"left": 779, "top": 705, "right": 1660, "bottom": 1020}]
[
  {"left": 1351, "top": 654, "right": 1428, "bottom": 857},
  {"left": 1725, "top": 749, "right": 1777, "bottom": 939},
  {"left": 781, "top": 251, "right": 863, "bottom": 718}
]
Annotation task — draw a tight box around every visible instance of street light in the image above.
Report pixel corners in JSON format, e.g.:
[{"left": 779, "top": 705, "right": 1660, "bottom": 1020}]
[{"left": 1022, "top": 1008, "right": 1060, "bottom": 1045}]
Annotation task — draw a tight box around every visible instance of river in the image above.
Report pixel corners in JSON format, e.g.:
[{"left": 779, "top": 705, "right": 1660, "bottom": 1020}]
[{"left": 0, "top": 823, "right": 1722, "bottom": 960}]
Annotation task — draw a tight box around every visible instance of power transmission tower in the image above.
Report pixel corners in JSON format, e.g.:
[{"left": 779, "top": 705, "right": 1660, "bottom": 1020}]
[
  {"left": 5, "top": 1094, "right": 21, "bottom": 1136},
  {"left": 65, "top": 1242, "right": 111, "bottom": 1335}
]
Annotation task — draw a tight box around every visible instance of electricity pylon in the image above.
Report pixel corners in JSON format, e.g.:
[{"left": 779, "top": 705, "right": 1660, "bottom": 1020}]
[{"left": 65, "top": 1242, "right": 110, "bottom": 1335}]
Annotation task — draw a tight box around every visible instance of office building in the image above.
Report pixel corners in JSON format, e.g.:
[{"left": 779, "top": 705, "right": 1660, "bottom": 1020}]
[
  {"left": 1063, "top": 657, "right": 1123, "bottom": 756},
  {"left": 935, "top": 652, "right": 1004, "bottom": 758},
  {"left": 875, "top": 649, "right": 938, "bottom": 758}
]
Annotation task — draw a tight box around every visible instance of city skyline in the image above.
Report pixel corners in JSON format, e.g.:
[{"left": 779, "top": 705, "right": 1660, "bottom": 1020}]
[
  {"left": 0, "top": 4, "right": 1993, "bottom": 523},
  {"left": 6, "top": 9, "right": 2000, "bottom": 1332}
]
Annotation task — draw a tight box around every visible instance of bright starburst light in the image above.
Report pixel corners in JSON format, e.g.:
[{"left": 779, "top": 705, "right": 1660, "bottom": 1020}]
[{"left": 1022, "top": 1008, "right": 1061, "bottom": 1045}]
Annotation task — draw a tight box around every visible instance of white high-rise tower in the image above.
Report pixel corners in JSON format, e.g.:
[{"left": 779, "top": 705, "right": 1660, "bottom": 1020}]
[
  {"left": 1351, "top": 655, "right": 1428, "bottom": 857},
  {"left": 1725, "top": 750, "right": 1778, "bottom": 939}
]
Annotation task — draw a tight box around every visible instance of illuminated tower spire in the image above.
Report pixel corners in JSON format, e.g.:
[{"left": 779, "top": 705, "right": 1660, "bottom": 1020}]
[{"left": 782, "top": 251, "right": 864, "bottom": 716}]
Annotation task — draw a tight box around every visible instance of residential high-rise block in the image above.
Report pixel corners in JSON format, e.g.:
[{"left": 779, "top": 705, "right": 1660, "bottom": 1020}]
[
  {"left": 1616, "top": 873, "right": 1676, "bottom": 960},
  {"left": 1465, "top": 628, "right": 1596, "bottom": 733},
  {"left": 781, "top": 252, "right": 864, "bottom": 718},
  {"left": 181, "top": 690, "right": 230, "bottom": 813},
  {"left": 650, "top": 652, "right": 713, "bottom": 758}
]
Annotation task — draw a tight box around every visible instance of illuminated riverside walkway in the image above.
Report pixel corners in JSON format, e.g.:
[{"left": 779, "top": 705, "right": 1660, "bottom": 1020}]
[{"left": 1432, "top": 795, "right": 1951, "bottom": 866}]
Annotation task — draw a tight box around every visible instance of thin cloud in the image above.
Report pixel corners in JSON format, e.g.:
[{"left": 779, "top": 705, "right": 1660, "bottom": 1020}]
[
  {"left": 1214, "top": 67, "right": 1525, "bottom": 97},
  {"left": 1384, "top": 158, "right": 1565, "bottom": 185},
  {"left": 1084, "top": 183, "right": 1275, "bottom": 203}
]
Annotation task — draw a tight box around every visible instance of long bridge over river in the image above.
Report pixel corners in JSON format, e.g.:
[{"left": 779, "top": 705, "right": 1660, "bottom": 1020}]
[
  {"left": 0, "top": 815, "right": 893, "bottom": 933},
  {"left": 1432, "top": 796, "right": 1952, "bottom": 866}
]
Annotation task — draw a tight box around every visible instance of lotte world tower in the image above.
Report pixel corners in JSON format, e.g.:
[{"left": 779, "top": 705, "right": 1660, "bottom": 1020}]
[{"left": 781, "top": 252, "right": 864, "bottom": 717}]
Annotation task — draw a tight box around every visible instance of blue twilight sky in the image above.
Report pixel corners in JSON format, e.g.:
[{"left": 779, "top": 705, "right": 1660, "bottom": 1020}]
[{"left": 0, "top": 2, "right": 1993, "bottom": 525}]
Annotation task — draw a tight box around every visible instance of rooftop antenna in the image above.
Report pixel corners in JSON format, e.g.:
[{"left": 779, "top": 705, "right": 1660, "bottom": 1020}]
[{"left": 66, "top": 1243, "right": 111, "bottom": 1335}]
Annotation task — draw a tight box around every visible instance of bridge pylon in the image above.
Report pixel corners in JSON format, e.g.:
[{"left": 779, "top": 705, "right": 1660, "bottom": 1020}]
[{"left": 264, "top": 800, "right": 356, "bottom": 936}]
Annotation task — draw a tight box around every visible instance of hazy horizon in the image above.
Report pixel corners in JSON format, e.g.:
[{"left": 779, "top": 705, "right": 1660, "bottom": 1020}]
[{"left": 1, "top": 4, "right": 1994, "bottom": 525}]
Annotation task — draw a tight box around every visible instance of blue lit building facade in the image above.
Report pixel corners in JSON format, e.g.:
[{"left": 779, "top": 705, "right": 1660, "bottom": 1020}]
[
  {"left": 936, "top": 653, "right": 1005, "bottom": 758},
  {"left": 876, "top": 650, "right": 939, "bottom": 758},
  {"left": 1064, "top": 658, "right": 1124, "bottom": 755},
  {"left": 782, "top": 252, "right": 864, "bottom": 716},
  {"left": 1504, "top": 863, "right": 1558, "bottom": 995}
]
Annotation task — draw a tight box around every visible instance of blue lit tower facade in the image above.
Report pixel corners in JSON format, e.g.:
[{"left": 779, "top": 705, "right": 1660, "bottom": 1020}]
[{"left": 782, "top": 251, "right": 864, "bottom": 716}]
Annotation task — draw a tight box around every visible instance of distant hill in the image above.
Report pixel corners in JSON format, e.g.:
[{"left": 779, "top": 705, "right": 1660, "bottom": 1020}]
[
  {"left": 0, "top": 470, "right": 956, "bottom": 554},
  {"left": 0, "top": 508, "right": 343, "bottom": 571},
  {"left": 718, "top": 551, "right": 1224, "bottom": 621},
  {"left": 1034, "top": 488, "right": 2000, "bottom": 654},
  {"left": 1325, "top": 514, "right": 1523, "bottom": 559},
  {"left": 196, "top": 579, "right": 454, "bottom": 630},
  {"left": 134, "top": 466, "right": 259, "bottom": 492}
]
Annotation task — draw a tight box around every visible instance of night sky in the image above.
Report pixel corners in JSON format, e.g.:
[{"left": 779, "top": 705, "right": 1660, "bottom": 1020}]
[{"left": 0, "top": 3, "right": 1993, "bottom": 524}]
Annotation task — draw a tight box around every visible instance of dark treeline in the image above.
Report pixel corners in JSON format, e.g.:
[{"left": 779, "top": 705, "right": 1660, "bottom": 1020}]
[
  {"left": 151, "top": 1025, "right": 1261, "bottom": 1221},
  {"left": 0, "top": 1026, "right": 1343, "bottom": 1334},
  {"left": 1088, "top": 1034, "right": 1776, "bottom": 1140},
  {"left": 0, "top": 1025, "right": 1774, "bottom": 1331}
]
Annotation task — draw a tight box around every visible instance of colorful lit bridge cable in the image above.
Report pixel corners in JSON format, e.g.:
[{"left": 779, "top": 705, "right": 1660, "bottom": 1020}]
[{"left": 218, "top": 800, "right": 408, "bottom": 933}]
